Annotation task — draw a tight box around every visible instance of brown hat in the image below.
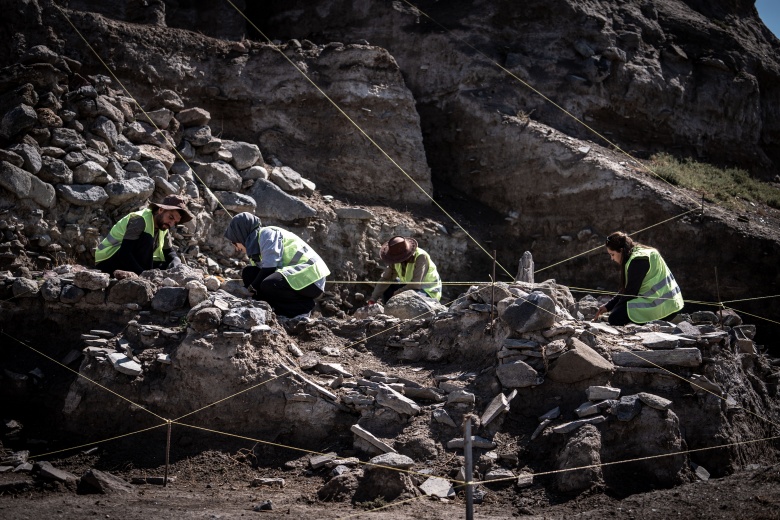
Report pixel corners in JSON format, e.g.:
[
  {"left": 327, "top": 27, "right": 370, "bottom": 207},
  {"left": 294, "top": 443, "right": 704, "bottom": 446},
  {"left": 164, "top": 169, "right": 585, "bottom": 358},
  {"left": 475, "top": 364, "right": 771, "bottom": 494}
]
[
  {"left": 380, "top": 236, "right": 418, "bottom": 263},
  {"left": 149, "top": 195, "right": 194, "bottom": 224}
]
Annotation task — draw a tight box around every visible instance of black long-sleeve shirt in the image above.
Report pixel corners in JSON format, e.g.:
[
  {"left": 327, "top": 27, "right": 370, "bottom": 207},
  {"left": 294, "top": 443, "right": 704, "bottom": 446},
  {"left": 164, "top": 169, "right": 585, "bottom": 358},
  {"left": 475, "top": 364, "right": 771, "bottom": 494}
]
[{"left": 605, "top": 257, "right": 649, "bottom": 312}]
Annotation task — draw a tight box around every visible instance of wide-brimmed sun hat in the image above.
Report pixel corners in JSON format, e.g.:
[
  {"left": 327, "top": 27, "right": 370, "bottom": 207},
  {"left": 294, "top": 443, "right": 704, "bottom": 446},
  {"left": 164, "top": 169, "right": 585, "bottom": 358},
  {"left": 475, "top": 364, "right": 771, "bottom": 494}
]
[
  {"left": 380, "top": 236, "right": 418, "bottom": 263},
  {"left": 150, "top": 194, "right": 194, "bottom": 224}
]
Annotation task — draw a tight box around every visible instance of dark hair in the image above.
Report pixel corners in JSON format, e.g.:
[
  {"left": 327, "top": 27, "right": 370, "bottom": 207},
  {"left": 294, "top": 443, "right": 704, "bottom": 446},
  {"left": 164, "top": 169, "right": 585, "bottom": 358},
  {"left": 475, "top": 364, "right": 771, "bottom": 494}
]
[{"left": 606, "top": 231, "right": 640, "bottom": 288}]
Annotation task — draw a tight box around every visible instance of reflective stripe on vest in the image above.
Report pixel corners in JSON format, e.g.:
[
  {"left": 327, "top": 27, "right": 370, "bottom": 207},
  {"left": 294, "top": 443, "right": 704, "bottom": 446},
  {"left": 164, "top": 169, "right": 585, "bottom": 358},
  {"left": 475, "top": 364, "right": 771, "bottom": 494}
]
[
  {"left": 393, "top": 248, "right": 442, "bottom": 301},
  {"left": 625, "top": 246, "right": 684, "bottom": 323},
  {"left": 95, "top": 209, "right": 167, "bottom": 264},
  {"left": 257, "top": 227, "right": 331, "bottom": 291}
]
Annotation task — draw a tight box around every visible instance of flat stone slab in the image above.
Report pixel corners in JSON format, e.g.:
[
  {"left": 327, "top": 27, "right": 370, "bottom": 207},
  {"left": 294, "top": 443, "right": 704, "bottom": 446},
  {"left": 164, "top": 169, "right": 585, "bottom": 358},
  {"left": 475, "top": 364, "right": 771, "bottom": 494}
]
[
  {"left": 107, "top": 352, "right": 143, "bottom": 376},
  {"left": 552, "top": 415, "right": 606, "bottom": 434},
  {"left": 587, "top": 385, "right": 621, "bottom": 401},
  {"left": 638, "top": 392, "right": 673, "bottom": 410},
  {"left": 484, "top": 468, "right": 515, "bottom": 482},
  {"left": 611, "top": 348, "right": 702, "bottom": 368},
  {"left": 350, "top": 424, "right": 396, "bottom": 454},
  {"left": 637, "top": 332, "right": 680, "bottom": 350},
  {"left": 446, "top": 436, "right": 496, "bottom": 450},
  {"left": 587, "top": 322, "right": 620, "bottom": 335},
  {"left": 419, "top": 476, "right": 455, "bottom": 498}
]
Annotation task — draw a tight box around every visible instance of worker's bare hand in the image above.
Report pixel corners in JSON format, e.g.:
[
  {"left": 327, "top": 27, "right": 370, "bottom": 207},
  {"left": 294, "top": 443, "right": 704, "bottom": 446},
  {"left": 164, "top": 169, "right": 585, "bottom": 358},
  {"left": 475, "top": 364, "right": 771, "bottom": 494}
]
[{"left": 593, "top": 305, "right": 607, "bottom": 321}]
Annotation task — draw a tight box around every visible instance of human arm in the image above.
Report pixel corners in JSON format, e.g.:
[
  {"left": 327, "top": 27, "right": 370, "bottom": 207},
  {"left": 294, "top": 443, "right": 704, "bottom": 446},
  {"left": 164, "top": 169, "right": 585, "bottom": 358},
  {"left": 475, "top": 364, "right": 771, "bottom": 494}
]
[
  {"left": 162, "top": 230, "right": 182, "bottom": 268},
  {"left": 369, "top": 265, "right": 395, "bottom": 302},
  {"left": 600, "top": 257, "right": 650, "bottom": 314}
]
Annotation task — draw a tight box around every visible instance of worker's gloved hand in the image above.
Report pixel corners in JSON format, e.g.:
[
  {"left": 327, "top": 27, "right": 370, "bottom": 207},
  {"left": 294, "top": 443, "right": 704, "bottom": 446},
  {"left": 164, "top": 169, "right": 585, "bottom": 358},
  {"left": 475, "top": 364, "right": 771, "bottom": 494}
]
[
  {"left": 367, "top": 300, "right": 376, "bottom": 306},
  {"left": 113, "top": 270, "right": 138, "bottom": 280}
]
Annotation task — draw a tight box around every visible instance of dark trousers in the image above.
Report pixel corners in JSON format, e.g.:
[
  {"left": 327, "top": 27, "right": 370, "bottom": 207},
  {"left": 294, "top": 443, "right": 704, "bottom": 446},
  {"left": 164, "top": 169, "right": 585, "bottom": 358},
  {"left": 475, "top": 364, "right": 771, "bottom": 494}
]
[
  {"left": 607, "top": 302, "right": 631, "bottom": 326},
  {"left": 382, "top": 283, "right": 404, "bottom": 302},
  {"left": 608, "top": 300, "right": 677, "bottom": 326},
  {"left": 242, "top": 267, "right": 323, "bottom": 318}
]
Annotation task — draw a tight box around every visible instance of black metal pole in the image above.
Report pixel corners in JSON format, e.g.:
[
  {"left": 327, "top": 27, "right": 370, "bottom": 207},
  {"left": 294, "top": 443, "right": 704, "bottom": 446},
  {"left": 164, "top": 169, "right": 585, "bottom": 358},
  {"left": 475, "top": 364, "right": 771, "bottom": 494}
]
[{"left": 464, "top": 418, "right": 473, "bottom": 520}]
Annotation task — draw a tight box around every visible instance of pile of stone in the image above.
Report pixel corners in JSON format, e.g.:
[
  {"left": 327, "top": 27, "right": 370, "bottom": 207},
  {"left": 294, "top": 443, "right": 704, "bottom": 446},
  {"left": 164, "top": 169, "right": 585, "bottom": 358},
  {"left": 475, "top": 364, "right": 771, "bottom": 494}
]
[{"left": 0, "top": 45, "right": 320, "bottom": 274}]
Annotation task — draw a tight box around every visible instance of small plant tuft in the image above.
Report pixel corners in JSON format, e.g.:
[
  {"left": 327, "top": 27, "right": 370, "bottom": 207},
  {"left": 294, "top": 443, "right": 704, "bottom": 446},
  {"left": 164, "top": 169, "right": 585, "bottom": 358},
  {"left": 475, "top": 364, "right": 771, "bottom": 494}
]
[{"left": 649, "top": 153, "right": 780, "bottom": 210}]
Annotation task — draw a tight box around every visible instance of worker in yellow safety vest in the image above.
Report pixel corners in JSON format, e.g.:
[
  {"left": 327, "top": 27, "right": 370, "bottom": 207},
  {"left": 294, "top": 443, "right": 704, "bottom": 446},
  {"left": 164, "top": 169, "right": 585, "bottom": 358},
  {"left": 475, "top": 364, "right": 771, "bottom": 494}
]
[
  {"left": 368, "top": 235, "right": 442, "bottom": 305},
  {"left": 95, "top": 195, "right": 194, "bottom": 277},
  {"left": 594, "top": 231, "right": 684, "bottom": 325},
  {"left": 224, "top": 212, "right": 330, "bottom": 319}
]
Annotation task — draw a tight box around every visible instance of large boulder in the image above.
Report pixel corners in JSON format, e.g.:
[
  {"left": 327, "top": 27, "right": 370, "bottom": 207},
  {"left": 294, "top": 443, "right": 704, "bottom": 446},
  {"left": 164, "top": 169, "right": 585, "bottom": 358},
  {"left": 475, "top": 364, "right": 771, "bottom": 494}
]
[
  {"left": 500, "top": 292, "right": 557, "bottom": 333},
  {"left": 547, "top": 337, "right": 614, "bottom": 383},
  {"left": 555, "top": 424, "right": 603, "bottom": 493},
  {"left": 383, "top": 290, "right": 446, "bottom": 320}
]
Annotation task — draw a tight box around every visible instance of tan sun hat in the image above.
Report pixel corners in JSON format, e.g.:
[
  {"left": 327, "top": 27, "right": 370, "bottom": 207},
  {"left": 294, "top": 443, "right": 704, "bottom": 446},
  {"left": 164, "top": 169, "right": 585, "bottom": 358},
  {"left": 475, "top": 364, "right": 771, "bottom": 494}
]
[
  {"left": 380, "top": 236, "right": 418, "bottom": 263},
  {"left": 149, "top": 194, "right": 194, "bottom": 224}
]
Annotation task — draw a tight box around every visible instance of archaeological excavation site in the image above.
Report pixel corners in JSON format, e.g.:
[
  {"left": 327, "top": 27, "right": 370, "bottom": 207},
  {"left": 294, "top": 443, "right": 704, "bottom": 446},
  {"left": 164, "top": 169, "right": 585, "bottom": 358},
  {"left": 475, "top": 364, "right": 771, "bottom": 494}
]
[{"left": 1, "top": 0, "right": 779, "bottom": 518}]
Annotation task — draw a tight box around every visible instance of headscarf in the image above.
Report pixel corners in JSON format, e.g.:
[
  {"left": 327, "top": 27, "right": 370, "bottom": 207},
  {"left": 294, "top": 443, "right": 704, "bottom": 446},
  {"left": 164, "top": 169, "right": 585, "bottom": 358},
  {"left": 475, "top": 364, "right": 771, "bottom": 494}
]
[{"left": 224, "top": 212, "right": 262, "bottom": 258}]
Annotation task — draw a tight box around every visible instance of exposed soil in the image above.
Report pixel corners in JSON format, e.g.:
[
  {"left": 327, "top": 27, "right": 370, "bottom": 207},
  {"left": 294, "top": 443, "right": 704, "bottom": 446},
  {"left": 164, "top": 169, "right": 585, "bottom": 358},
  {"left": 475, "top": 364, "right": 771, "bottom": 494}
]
[{"left": 1, "top": 450, "right": 779, "bottom": 519}]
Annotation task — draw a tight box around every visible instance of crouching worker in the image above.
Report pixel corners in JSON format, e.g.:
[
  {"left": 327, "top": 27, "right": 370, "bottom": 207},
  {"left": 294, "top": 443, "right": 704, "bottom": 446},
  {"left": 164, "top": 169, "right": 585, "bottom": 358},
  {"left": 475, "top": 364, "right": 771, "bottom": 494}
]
[
  {"left": 95, "top": 195, "right": 194, "bottom": 277},
  {"left": 368, "top": 236, "right": 441, "bottom": 305},
  {"left": 594, "top": 231, "right": 684, "bottom": 326},
  {"left": 224, "top": 212, "right": 330, "bottom": 319}
]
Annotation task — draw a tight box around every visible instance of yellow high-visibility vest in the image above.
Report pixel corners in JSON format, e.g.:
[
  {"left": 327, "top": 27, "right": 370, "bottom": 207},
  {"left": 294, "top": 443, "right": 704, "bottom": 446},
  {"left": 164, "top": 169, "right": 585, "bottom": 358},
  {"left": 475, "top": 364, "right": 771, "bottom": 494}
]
[
  {"left": 393, "top": 248, "right": 441, "bottom": 301},
  {"left": 625, "top": 246, "right": 684, "bottom": 323}
]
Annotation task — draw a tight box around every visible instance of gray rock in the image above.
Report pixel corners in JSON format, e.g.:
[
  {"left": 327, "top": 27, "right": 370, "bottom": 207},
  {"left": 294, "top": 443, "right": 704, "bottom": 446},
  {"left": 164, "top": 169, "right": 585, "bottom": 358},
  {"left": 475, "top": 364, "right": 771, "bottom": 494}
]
[
  {"left": 484, "top": 468, "right": 515, "bottom": 482},
  {"left": 8, "top": 143, "right": 42, "bottom": 174},
  {"left": 73, "top": 160, "right": 110, "bottom": 184},
  {"left": 214, "top": 191, "right": 256, "bottom": 213},
  {"left": 105, "top": 177, "right": 156, "bottom": 205},
  {"left": 60, "top": 284, "right": 85, "bottom": 303},
  {"left": 270, "top": 166, "right": 304, "bottom": 191},
  {"left": 611, "top": 348, "right": 702, "bottom": 368},
  {"left": 383, "top": 290, "right": 446, "bottom": 320},
  {"left": 35, "top": 461, "right": 77, "bottom": 482},
  {"left": 56, "top": 184, "right": 109, "bottom": 207},
  {"left": 555, "top": 425, "right": 602, "bottom": 493},
  {"left": 350, "top": 424, "right": 395, "bottom": 454},
  {"left": 153, "top": 90, "right": 185, "bottom": 111},
  {"left": 192, "top": 161, "right": 241, "bottom": 192},
  {"left": 419, "top": 476, "right": 455, "bottom": 498},
  {"left": 40, "top": 277, "right": 62, "bottom": 301},
  {"left": 551, "top": 415, "right": 606, "bottom": 434},
  {"left": 12, "top": 278, "right": 39, "bottom": 298},
  {"left": 547, "top": 338, "right": 614, "bottom": 383},
  {"left": 446, "top": 436, "right": 496, "bottom": 449},
  {"left": 0, "top": 161, "right": 56, "bottom": 207},
  {"left": 375, "top": 384, "right": 421, "bottom": 416},
  {"left": 1, "top": 104, "right": 38, "bottom": 139},
  {"left": 615, "top": 395, "right": 643, "bottom": 421},
  {"left": 368, "top": 452, "right": 414, "bottom": 470},
  {"left": 189, "top": 307, "right": 223, "bottom": 332},
  {"left": 539, "top": 407, "right": 561, "bottom": 421},
  {"left": 50, "top": 127, "right": 87, "bottom": 149},
  {"left": 108, "top": 278, "right": 155, "bottom": 306},
  {"left": 39, "top": 156, "right": 73, "bottom": 184},
  {"left": 222, "top": 306, "right": 268, "bottom": 330},
  {"left": 638, "top": 392, "right": 672, "bottom": 410},
  {"left": 108, "top": 352, "right": 143, "bottom": 376},
  {"left": 91, "top": 115, "right": 118, "bottom": 147},
  {"left": 500, "top": 292, "right": 557, "bottom": 333},
  {"left": 496, "top": 360, "right": 540, "bottom": 388},
  {"left": 74, "top": 270, "right": 110, "bottom": 290},
  {"left": 81, "top": 469, "right": 134, "bottom": 494},
  {"left": 239, "top": 165, "right": 268, "bottom": 180},
  {"left": 151, "top": 287, "right": 188, "bottom": 312},
  {"left": 182, "top": 125, "right": 212, "bottom": 146},
  {"left": 140, "top": 108, "right": 174, "bottom": 129},
  {"left": 586, "top": 385, "right": 621, "bottom": 401},
  {"left": 177, "top": 108, "right": 211, "bottom": 127},
  {"left": 432, "top": 408, "right": 456, "bottom": 427},
  {"left": 248, "top": 178, "right": 317, "bottom": 221},
  {"left": 638, "top": 331, "right": 680, "bottom": 350},
  {"left": 222, "top": 140, "right": 261, "bottom": 170}
]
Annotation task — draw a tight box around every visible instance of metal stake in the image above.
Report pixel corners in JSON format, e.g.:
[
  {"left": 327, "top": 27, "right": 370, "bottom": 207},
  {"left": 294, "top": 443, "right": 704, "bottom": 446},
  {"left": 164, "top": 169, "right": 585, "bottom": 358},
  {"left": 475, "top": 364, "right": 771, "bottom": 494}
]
[
  {"left": 164, "top": 420, "right": 172, "bottom": 487},
  {"left": 490, "top": 250, "right": 497, "bottom": 336},
  {"left": 464, "top": 418, "right": 474, "bottom": 520},
  {"left": 715, "top": 267, "right": 723, "bottom": 330}
]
